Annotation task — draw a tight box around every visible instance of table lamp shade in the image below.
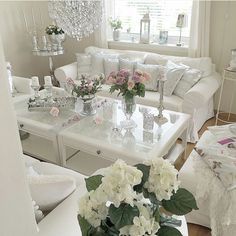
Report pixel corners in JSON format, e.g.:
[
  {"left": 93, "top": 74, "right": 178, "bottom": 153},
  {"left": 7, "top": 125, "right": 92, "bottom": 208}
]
[{"left": 176, "top": 13, "right": 187, "bottom": 28}]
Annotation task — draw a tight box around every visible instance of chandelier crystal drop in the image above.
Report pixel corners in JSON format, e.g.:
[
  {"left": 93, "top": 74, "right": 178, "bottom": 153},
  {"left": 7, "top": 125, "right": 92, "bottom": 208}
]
[{"left": 48, "top": 0, "right": 103, "bottom": 41}]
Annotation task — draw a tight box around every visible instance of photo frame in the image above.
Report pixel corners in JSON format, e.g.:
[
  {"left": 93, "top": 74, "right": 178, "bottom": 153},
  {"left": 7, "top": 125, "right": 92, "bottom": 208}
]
[{"left": 159, "top": 30, "right": 168, "bottom": 44}]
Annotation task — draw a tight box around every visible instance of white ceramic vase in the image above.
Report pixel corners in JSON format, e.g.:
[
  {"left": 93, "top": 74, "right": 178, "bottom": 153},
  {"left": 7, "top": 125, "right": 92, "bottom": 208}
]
[{"left": 113, "top": 30, "right": 121, "bottom": 41}]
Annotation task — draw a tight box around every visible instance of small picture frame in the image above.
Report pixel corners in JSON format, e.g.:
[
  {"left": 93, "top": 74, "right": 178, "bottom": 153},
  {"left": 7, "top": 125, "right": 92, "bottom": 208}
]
[{"left": 159, "top": 30, "right": 168, "bottom": 44}]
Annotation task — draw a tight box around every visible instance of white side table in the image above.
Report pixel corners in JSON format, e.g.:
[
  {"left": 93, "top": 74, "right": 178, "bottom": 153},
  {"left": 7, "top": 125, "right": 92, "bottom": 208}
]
[
  {"left": 215, "top": 68, "right": 236, "bottom": 125},
  {"left": 33, "top": 50, "right": 64, "bottom": 87}
]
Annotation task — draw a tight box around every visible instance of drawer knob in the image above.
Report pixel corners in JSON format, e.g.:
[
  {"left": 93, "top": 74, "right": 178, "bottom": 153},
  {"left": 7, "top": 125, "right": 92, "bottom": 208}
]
[
  {"left": 20, "top": 124, "right": 24, "bottom": 128},
  {"left": 97, "top": 150, "right": 101, "bottom": 155}
]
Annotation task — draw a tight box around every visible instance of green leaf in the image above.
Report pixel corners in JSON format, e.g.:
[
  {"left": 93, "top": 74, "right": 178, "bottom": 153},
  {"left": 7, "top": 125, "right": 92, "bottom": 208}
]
[
  {"left": 143, "top": 188, "right": 159, "bottom": 205},
  {"left": 162, "top": 188, "right": 198, "bottom": 216},
  {"left": 85, "top": 175, "right": 103, "bottom": 192},
  {"left": 133, "top": 164, "right": 150, "bottom": 193},
  {"left": 109, "top": 203, "right": 139, "bottom": 229},
  {"left": 78, "top": 215, "right": 94, "bottom": 236},
  {"left": 158, "top": 226, "right": 183, "bottom": 236},
  {"left": 154, "top": 207, "right": 160, "bottom": 223}
]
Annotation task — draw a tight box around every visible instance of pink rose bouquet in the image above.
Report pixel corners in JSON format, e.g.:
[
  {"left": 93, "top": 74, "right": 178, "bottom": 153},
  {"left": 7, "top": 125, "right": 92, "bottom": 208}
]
[{"left": 107, "top": 69, "right": 149, "bottom": 101}]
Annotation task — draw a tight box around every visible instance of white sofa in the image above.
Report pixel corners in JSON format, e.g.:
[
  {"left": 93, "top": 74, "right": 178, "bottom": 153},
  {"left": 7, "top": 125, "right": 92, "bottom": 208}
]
[{"left": 55, "top": 46, "right": 221, "bottom": 143}]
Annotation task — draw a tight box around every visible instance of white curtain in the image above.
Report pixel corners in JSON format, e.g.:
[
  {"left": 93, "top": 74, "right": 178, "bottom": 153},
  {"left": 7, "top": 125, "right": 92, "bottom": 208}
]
[
  {"left": 188, "top": 0, "right": 211, "bottom": 57},
  {"left": 94, "top": 0, "right": 114, "bottom": 48}
]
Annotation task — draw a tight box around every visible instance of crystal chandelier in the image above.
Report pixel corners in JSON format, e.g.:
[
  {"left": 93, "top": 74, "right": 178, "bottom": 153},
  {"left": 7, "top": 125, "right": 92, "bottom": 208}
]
[{"left": 48, "top": 0, "right": 103, "bottom": 41}]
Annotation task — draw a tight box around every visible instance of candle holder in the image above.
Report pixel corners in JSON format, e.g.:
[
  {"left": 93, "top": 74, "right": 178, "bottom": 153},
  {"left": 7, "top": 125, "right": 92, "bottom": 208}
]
[
  {"left": 31, "top": 85, "right": 40, "bottom": 102},
  {"left": 154, "top": 80, "right": 168, "bottom": 125},
  {"left": 44, "top": 84, "right": 53, "bottom": 103},
  {"left": 32, "top": 36, "right": 39, "bottom": 52}
]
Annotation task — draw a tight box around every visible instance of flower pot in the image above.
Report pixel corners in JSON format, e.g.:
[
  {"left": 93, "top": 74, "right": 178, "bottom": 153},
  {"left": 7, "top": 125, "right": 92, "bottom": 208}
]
[
  {"left": 75, "top": 95, "right": 96, "bottom": 116},
  {"left": 113, "top": 30, "right": 121, "bottom": 41},
  {"left": 48, "top": 33, "right": 65, "bottom": 51}
]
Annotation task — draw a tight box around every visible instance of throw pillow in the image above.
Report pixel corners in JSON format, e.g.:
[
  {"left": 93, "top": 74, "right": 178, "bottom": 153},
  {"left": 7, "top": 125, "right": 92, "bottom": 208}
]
[
  {"left": 163, "top": 61, "right": 186, "bottom": 96},
  {"left": 144, "top": 54, "right": 168, "bottom": 66},
  {"left": 136, "top": 63, "right": 161, "bottom": 91},
  {"left": 119, "top": 58, "right": 137, "bottom": 74},
  {"left": 173, "top": 68, "right": 202, "bottom": 98},
  {"left": 28, "top": 174, "right": 76, "bottom": 211},
  {"left": 76, "top": 53, "right": 91, "bottom": 79},
  {"left": 104, "top": 58, "right": 119, "bottom": 79},
  {"left": 90, "top": 53, "right": 119, "bottom": 76}
]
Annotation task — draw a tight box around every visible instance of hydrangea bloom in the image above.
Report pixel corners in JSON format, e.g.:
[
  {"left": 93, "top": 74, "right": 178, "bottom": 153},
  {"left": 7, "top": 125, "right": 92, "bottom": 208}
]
[
  {"left": 144, "top": 158, "right": 180, "bottom": 201},
  {"left": 79, "top": 190, "right": 108, "bottom": 227}
]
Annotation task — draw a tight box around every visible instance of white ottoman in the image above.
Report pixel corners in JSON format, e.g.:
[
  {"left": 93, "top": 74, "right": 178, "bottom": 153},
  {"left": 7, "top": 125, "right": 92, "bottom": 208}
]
[{"left": 179, "top": 130, "right": 236, "bottom": 236}]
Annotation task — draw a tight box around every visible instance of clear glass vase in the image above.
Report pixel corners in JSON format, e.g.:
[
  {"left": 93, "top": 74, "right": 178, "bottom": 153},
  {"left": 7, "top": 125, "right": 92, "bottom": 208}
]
[{"left": 121, "top": 96, "right": 137, "bottom": 128}]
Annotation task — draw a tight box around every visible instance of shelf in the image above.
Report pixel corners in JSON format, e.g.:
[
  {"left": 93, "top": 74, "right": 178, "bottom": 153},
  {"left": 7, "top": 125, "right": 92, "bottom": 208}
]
[
  {"left": 108, "top": 40, "right": 188, "bottom": 56},
  {"left": 66, "top": 150, "right": 113, "bottom": 176}
]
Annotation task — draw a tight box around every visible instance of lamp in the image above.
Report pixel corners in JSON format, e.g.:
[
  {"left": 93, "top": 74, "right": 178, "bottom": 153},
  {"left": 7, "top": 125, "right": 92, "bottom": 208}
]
[
  {"left": 140, "top": 13, "right": 150, "bottom": 44},
  {"left": 48, "top": 0, "right": 103, "bottom": 41},
  {"left": 176, "top": 13, "right": 187, "bottom": 46}
]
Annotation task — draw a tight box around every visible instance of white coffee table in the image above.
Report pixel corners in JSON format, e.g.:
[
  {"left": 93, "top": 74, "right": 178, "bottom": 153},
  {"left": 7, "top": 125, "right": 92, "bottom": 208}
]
[
  {"left": 58, "top": 97, "right": 190, "bottom": 175},
  {"left": 14, "top": 96, "right": 77, "bottom": 164}
]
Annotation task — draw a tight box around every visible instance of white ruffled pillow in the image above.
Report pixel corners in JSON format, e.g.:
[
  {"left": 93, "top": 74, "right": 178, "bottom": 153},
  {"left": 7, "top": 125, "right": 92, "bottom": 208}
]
[
  {"left": 104, "top": 58, "right": 119, "bottom": 79},
  {"left": 90, "top": 53, "right": 119, "bottom": 76},
  {"left": 163, "top": 62, "right": 186, "bottom": 96},
  {"left": 174, "top": 68, "right": 202, "bottom": 98},
  {"left": 76, "top": 53, "right": 91, "bottom": 79},
  {"left": 119, "top": 58, "right": 137, "bottom": 74},
  {"left": 136, "top": 63, "right": 161, "bottom": 91},
  {"left": 28, "top": 174, "right": 76, "bottom": 211}
]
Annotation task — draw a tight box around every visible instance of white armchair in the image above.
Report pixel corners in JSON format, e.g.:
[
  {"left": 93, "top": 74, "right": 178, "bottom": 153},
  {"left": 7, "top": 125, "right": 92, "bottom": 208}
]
[
  {"left": 12, "top": 76, "right": 33, "bottom": 103},
  {"left": 23, "top": 154, "right": 87, "bottom": 236}
]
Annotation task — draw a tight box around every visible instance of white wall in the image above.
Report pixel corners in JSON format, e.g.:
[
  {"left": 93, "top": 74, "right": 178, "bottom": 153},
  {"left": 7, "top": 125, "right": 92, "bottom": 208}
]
[
  {"left": 0, "top": 36, "right": 38, "bottom": 236},
  {"left": 210, "top": 1, "right": 236, "bottom": 114},
  {"left": 0, "top": 1, "right": 95, "bottom": 84}
]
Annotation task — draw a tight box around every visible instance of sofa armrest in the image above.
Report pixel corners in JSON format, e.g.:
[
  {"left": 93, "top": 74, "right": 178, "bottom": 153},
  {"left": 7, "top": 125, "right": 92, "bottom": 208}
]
[
  {"left": 182, "top": 72, "right": 221, "bottom": 113},
  {"left": 55, "top": 62, "right": 77, "bottom": 86},
  {"left": 12, "top": 76, "right": 33, "bottom": 94},
  {"left": 38, "top": 191, "right": 82, "bottom": 236}
]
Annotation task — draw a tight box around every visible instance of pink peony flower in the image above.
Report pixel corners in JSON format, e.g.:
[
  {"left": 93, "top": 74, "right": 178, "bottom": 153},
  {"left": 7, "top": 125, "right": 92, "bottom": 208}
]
[
  {"left": 127, "top": 79, "right": 135, "bottom": 90},
  {"left": 116, "top": 77, "right": 125, "bottom": 85},
  {"left": 66, "top": 77, "right": 75, "bottom": 86},
  {"left": 132, "top": 74, "right": 141, "bottom": 83},
  {"left": 106, "top": 76, "right": 116, "bottom": 85},
  {"left": 50, "top": 107, "right": 60, "bottom": 117},
  {"left": 94, "top": 116, "right": 103, "bottom": 125},
  {"left": 117, "top": 69, "right": 130, "bottom": 78}
]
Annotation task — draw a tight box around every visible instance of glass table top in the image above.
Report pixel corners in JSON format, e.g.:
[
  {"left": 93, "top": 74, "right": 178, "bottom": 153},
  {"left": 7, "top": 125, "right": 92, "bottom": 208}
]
[
  {"left": 14, "top": 97, "right": 76, "bottom": 127},
  {"left": 61, "top": 98, "right": 188, "bottom": 155}
]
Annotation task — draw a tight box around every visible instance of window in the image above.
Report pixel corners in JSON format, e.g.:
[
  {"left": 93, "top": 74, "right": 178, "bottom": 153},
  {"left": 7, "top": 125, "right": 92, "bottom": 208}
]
[{"left": 112, "top": 0, "right": 193, "bottom": 45}]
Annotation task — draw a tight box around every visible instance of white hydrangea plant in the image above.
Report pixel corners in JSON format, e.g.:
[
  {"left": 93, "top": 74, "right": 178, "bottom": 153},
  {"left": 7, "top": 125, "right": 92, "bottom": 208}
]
[{"left": 78, "top": 159, "right": 198, "bottom": 236}]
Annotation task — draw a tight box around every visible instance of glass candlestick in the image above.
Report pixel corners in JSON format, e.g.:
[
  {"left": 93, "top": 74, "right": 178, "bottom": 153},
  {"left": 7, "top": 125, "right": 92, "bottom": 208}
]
[
  {"left": 44, "top": 84, "right": 53, "bottom": 102},
  {"left": 31, "top": 85, "right": 40, "bottom": 102},
  {"left": 155, "top": 80, "right": 168, "bottom": 125}
]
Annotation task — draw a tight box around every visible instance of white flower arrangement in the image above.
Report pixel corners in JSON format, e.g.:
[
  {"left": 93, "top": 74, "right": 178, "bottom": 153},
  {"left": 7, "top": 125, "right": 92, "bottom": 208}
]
[{"left": 78, "top": 159, "right": 198, "bottom": 236}]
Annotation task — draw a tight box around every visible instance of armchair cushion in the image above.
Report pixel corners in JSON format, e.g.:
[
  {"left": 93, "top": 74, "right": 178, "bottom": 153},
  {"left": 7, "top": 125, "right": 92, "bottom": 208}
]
[{"left": 12, "top": 76, "right": 33, "bottom": 94}]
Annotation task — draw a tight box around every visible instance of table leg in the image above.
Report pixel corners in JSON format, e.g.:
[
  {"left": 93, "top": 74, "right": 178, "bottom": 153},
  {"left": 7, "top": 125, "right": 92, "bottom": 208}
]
[
  {"left": 48, "top": 56, "right": 60, "bottom": 87},
  {"left": 57, "top": 135, "right": 67, "bottom": 166},
  {"left": 227, "top": 81, "right": 236, "bottom": 121},
  {"left": 215, "top": 71, "right": 225, "bottom": 125}
]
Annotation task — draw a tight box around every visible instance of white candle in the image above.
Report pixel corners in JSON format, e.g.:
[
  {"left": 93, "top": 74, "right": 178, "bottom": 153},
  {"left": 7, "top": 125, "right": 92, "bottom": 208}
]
[
  {"left": 44, "top": 76, "right": 52, "bottom": 86},
  {"left": 31, "top": 76, "right": 39, "bottom": 86}
]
